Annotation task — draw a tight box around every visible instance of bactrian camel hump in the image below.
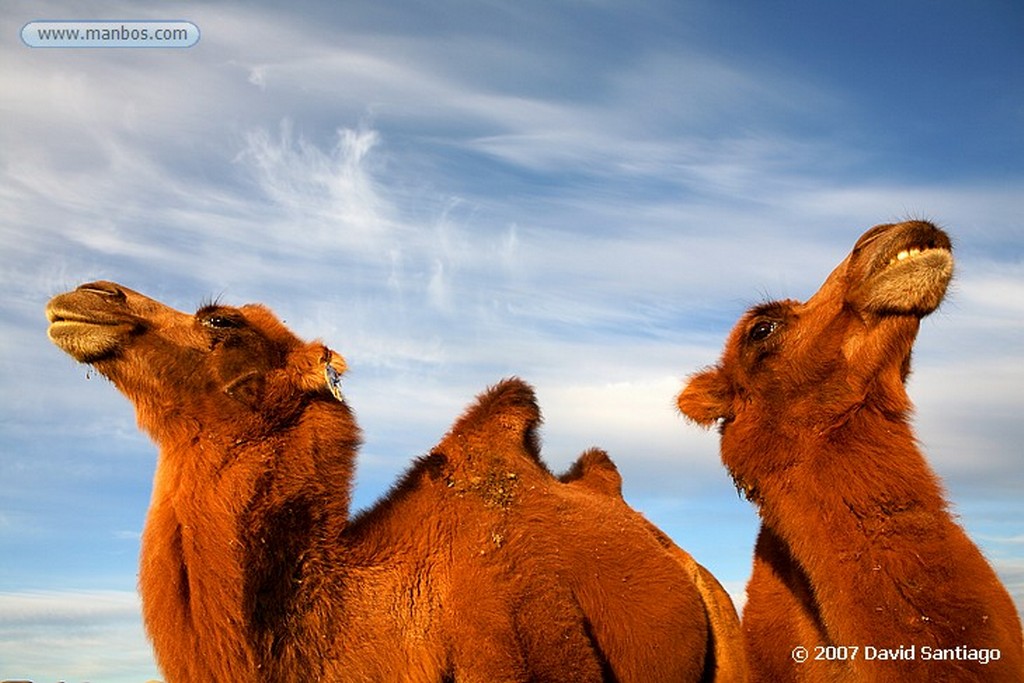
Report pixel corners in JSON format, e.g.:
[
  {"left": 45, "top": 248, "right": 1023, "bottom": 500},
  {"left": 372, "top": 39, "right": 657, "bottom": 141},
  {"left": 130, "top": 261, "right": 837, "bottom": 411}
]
[{"left": 423, "top": 377, "right": 724, "bottom": 681}]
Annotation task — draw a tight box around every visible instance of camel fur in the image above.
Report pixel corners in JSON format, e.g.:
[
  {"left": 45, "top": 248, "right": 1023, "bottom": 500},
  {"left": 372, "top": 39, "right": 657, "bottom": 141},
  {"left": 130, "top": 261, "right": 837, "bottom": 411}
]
[
  {"left": 677, "top": 221, "right": 1023, "bottom": 681},
  {"left": 47, "top": 280, "right": 730, "bottom": 682}
]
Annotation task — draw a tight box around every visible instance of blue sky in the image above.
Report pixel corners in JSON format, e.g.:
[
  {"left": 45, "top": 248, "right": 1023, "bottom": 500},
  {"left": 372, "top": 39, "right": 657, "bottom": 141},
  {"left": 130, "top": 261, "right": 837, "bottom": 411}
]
[{"left": 2, "top": 0, "right": 1022, "bottom": 680}]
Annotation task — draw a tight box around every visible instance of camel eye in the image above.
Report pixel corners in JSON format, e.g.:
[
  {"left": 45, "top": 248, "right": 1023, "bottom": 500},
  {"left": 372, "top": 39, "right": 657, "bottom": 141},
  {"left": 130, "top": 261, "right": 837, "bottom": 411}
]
[
  {"left": 202, "top": 314, "right": 242, "bottom": 330},
  {"left": 748, "top": 320, "right": 778, "bottom": 342}
]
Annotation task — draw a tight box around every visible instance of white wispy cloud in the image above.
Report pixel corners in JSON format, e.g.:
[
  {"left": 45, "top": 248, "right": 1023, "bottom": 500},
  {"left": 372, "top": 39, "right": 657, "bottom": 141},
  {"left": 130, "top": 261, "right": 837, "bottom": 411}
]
[
  {"left": 0, "top": 590, "right": 157, "bottom": 683},
  {"left": 238, "top": 121, "right": 392, "bottom": 243},
  {"left": 2, "top": 1, "right": 1021, "bottom": 678}
]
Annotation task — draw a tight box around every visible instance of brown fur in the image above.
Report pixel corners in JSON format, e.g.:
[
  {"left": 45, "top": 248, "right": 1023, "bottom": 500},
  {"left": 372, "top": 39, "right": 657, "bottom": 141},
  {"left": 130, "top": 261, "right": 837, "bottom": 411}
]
[
  {"left": 560, "top": 448, "right": 749, "bottom": 681},
  {"left": 47, "top": 280, "right": 718, "bottom": 682},
  {"left": 677, "top": 222, "right": 1023, "bottom": 681}
]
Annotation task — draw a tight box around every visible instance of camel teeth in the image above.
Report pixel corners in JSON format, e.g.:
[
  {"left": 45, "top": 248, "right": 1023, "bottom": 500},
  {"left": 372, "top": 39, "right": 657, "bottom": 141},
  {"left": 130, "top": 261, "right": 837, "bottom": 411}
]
[{"left": 891, "top": 246, "right": 925, "bottom": 265}]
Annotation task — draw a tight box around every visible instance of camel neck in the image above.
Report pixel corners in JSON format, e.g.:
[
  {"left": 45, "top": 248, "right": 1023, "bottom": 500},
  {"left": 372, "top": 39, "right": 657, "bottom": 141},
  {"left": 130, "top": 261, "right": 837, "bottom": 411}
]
[
  {"left": 754, "top": 406, "right": 945, "bottom": 532},
  {"left": 743, "top": 407, "right": 965, "bottom": 645},
  {"left": 139, "top": 401, "right": 359, "bottom": 681}
]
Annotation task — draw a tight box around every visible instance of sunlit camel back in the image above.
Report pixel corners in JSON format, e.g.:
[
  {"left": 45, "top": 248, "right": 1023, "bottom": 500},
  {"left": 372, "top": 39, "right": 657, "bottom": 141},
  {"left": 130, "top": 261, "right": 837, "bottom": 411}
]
[
  {"left": 419, "top": 379, "right": 725, "bottom": 681},
  {"left": 47, "top": 281, "right": 728, "bottom": 682},
  {"left": 559, "top": 448, "right": 748, "bottom": 681},
  {"left": 677, "top": 221, "right": 1023, "bottom": 681}
]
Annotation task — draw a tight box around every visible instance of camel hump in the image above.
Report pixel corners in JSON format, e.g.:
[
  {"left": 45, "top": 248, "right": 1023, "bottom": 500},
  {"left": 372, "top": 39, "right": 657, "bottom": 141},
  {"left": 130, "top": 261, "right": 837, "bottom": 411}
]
[
  {"left": 434, "top": 377, "right": 544, "bottom": 467},
  {"left": 558, "top": 447, "right": 623, "bottom": 498}
]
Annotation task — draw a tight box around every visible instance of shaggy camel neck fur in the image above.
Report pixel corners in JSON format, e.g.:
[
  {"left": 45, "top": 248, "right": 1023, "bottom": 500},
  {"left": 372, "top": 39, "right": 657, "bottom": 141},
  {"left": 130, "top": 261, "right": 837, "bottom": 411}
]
[
  {"left": 48, "top": 280, "right": 731, "bottom": 682},
  {"left": 677, "top": 221, "right": 1022, "bottom": 681}
]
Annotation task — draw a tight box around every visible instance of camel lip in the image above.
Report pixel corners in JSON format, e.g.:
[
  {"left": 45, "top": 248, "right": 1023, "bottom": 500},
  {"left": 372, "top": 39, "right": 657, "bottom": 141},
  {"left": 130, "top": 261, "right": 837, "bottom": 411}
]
[
  {"left": 46, "top": 317, "right": 132, "bottom": 364},
  {"left": 854, "top": 239, "right": 953, "bottom": 317},
  {"left": 45, "top": 302, "right": 128, "bottom": 327},
  {"left": 881, "top": 241, "right": 952, "bottom": 271},
  {"left": 47, "top": 318, "right": 121, "bottom": 335},
  {"left": 872, "top": 242, "right": 954, "bottom": 288},
  {"left": 47, "top": 312, "right": 117, "bottom": 326},
  {"left": 863, "top": 223, "right": 953, "bottom": 281},
  {"left": 45, "top": 299, "right": 139, "bottom": 364}
]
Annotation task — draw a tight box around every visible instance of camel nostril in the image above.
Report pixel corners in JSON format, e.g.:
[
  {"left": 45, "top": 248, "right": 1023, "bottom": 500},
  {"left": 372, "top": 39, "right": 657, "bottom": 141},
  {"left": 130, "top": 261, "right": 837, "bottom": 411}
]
[{"left": 78, "top": 281, "right": 127, "bottom": 301}]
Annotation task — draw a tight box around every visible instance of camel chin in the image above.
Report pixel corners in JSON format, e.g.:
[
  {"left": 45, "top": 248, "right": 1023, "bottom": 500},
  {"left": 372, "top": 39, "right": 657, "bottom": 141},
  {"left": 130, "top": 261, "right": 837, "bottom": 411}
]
[
  {"left": 859, "top": 248, "right": 953, "bottom": 316},
  {"left": 846, "top": 220, "right": 954, "bottom": 317},
  {"left": 46, "top": 320, "right": 129, "bottom": 363},
  {"left": 45, "top": 287, "right": 137, "bottom": 363}
]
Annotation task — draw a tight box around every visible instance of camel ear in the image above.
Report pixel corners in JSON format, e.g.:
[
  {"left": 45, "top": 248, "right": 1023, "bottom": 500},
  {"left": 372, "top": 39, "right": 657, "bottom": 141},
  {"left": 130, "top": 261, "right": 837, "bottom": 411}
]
[
  {"left": 677, "top": 368, "right": 734, "bottom": 426},
  {"left": 224, "top": 371, "right": 266, "bottom": 408},
  {"left": 290, "top": 345, "right": 348, "bottom": 402},
  {"left": 321, "top": 348, "right": 348, "bottom": 403}
]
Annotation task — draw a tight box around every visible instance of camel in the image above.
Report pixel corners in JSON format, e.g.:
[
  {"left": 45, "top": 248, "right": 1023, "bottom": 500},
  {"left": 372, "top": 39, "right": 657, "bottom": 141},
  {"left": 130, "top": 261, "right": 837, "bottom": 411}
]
[
  {"left": 677, "top": 220, "right": 1023, "bottom": 681},
  {"left": 47, "top": 280, "right": 736, "bottom": 682}
]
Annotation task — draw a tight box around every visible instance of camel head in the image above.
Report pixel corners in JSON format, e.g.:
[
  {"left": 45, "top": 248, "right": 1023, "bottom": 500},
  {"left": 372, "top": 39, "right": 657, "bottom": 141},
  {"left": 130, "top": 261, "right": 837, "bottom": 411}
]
[
  {"left": 678, "top": 220, "right": 953, "bottom": 436},
  {"left": 46, "top": 281, "right": 350, "bottom": 445}
]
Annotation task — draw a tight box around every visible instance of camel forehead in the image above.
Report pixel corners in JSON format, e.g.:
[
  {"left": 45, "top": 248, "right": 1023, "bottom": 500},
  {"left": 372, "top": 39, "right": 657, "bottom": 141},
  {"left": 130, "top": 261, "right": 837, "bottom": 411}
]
[
  {"left": 234, "top": 303, "right": 307, "bottom": 345},
  {"left": 742, "top": 300, "right": 799, "bottom": 324},
  {"left": 97, "top": 285, "right": 291, "bottom": 335},
  {"left": 114, "top": 282, "right": 194, "bottom": 318}
]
